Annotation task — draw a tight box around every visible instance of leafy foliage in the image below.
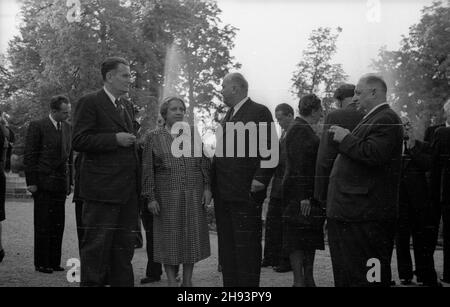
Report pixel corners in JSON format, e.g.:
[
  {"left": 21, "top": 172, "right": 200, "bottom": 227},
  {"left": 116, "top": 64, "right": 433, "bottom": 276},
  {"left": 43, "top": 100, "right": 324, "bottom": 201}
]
[
  {"left": 291, "top": 27, "right": 347, "bottom": 114},
  {"left": 372, "top": 0, "right": 450, "bottom": 129}
]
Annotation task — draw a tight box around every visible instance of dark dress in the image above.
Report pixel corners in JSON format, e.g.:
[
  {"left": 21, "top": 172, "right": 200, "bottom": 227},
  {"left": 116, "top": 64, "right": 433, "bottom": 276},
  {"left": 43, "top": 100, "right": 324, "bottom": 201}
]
[
  {"left": 282, "top": 117, "right": 324, "bottom": 252},
  {"left": 0, "top": 125, "right": 6, "bottom": 222}
]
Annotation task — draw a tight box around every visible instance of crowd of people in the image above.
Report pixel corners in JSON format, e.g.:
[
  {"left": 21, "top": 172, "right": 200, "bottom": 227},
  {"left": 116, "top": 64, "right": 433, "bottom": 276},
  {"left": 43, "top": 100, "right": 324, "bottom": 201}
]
[{"left": 0, "top": 56, "right": 449, "bottom": 287}]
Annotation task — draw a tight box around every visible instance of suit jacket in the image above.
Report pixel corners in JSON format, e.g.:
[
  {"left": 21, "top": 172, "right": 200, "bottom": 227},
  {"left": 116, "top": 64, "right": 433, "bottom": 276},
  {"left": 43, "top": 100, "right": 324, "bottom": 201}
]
[
  {"left": 400, "top": 140, "right": 433, "bottom": 209},
  {"left": 72, "top": 89, "right": 139, "bottom": 204},
  {"left": 314, "top": 104, "right": 364, "bottom": 204},
  {"left": 431, "top": 126, "right": 450, "bottom": 207},
  {"left": 282, "top": 117, "right": 319, "bottom": 204},
  {"left": 327, "top": 104, "right": 403, "bottom": 222},
  {"left": 212, "top": 98, "right": 275, "bottom": 203},
  {"left": 24, "top": 117, "right": 72, "bottom": 194},
  {"left": 269, "top": 132, "right": 287, "bottom": 200}
]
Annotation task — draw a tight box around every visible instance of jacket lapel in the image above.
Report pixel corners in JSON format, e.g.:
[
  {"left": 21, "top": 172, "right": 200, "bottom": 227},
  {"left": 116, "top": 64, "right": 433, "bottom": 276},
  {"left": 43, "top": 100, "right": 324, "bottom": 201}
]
[
  {"left": 352, "top": 104, "right": 390, "bottom": 135},
  {"left": 98, "top": 90, "right": 129, "bottom": 132}
]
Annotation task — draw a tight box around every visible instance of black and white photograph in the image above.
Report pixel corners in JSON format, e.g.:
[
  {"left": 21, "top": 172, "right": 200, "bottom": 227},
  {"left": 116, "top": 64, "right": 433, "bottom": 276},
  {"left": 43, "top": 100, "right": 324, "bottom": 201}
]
[{"left": 0, "top": 0, "right": 449, "bottom": 289}]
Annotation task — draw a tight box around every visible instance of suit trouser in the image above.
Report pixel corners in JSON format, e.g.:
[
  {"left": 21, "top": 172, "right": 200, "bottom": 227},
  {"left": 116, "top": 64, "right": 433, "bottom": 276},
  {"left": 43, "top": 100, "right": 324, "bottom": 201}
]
[
  {"left": 74, "top": 200, "right": 84, "bottom": 252},
  {"left": 140, "top": 204, "right": 162, "bottom": 278},
  {"left": 263, "top": 197, "right": 289, "bottom": 266},
  {"left": 33, "top": 191, "right": 66, "bottom": 268},
  {"left": 443, "top": 206, "right": 450, "bottom": 281},
  {"left": 328, "top": 219, "right": 396, "bottom": 287},
  {"left": 215, "top": 190, "right": 266, "bottom": 287},
  {"left": 396, "top": 199, "right": 437, "bottom": 283},
  {"left": 80, "top": 194, "right": 138, "bottom": 287}
]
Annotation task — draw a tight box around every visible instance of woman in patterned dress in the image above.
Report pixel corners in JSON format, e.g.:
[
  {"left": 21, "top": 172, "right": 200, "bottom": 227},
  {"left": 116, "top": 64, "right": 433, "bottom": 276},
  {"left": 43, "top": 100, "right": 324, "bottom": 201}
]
[{"left": 142, "top": 97, "right": 212, "bottom": 287}]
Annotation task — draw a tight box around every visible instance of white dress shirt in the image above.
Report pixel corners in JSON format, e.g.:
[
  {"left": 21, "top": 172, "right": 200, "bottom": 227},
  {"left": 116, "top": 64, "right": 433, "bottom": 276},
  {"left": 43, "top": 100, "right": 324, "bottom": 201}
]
[
  {"left": 231, "top": 97, "right": 249, "bottom": 119},
  {"left": 363, "top": 102, "right": 389, "bottom": 119},
  {"left": 104, "top": 86, "right": 118, "bottom": 108}
]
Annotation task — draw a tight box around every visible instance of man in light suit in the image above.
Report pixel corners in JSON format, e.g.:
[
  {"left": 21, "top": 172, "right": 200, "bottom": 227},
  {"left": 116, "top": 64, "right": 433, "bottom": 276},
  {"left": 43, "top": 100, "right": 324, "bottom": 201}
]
[
  {"left": 212, "top": 73, "right": 275, "bottom": 287},
  {"left": 72, "top": 57, "right": 139, "bottom": 287},
  {"left": 24, "top": 95, "right": 72, "bottom": 274},
  {"left": 314, "top": 84, "right": 364, "bottom": 206},
  {"left": 327, "top": 75, "right": 403, "bottom": 287}
]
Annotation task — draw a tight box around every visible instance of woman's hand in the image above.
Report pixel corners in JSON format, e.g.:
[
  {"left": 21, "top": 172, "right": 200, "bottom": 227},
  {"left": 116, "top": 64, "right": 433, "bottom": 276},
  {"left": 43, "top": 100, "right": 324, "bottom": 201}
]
[
  {"left": 202, "top": 190, "right": 213, "bottom": 208},
  {"left": 301, "top": 199, "right": 311, "bottom": 217},
  {"left": 148, "top": 200, "right": 160, "bottom": 216}
]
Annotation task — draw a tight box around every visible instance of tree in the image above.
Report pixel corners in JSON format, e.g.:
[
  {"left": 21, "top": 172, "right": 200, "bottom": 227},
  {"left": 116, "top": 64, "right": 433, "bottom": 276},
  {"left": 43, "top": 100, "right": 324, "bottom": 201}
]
[
  {"left": 372, "top": 0, "right": 450, "bottom": 129},
  {"left": 140, "top": 0, "right": 240, "bottom": 130},
  {"left": 5, "top": 0, "right": 239, "bottom": 145},
  {"left": 291, "top": 27, "right": 347, "bottom": 114}
]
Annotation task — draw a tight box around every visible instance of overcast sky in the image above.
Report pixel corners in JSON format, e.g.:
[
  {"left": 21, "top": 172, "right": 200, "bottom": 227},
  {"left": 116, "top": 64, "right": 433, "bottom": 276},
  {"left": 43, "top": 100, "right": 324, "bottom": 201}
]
[{"left": 0, "top": 0, "right": 436, "bottom": 112}]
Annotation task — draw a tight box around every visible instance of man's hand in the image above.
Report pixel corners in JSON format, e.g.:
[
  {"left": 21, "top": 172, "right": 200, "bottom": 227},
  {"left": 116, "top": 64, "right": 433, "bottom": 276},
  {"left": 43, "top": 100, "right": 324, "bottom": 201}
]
[
  {"left": 27, "top": 185, "right": 38, "bottom": 194},
  {"left": 329, "top": 126, "right": 350, "bottom": 143},
  {"left": 301, "top": 199, "right": 311, "bottom": 217},
  {"left": 116, "top": 133, "right": 136, "bottom": 147},
  {"left": 202, "top": 190, "right": 212, "bottom": 208},
  {"left": 148, "top": 200, "right": 160, "bottom": 216},
  {"left": 251, "top": 180, "right": 265, "bottom": 193}
]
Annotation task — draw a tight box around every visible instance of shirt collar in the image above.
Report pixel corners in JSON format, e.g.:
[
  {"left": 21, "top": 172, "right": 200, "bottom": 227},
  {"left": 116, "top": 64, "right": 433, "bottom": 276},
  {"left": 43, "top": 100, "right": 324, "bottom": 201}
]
[
  {"left": 103, "top": 86, "right": 118, "bottom": 107},
  {"left": 363, "top": 102, "right": 389, "bottom": 119},
  {"left": 231, "top": 97, "right": 249, "bottom": 118},
  {"left": 49, "top": 114, "right": 59, "bottom": 129},
  {"left": 446, "top": 121, "right": 450, "bottom": 128}
]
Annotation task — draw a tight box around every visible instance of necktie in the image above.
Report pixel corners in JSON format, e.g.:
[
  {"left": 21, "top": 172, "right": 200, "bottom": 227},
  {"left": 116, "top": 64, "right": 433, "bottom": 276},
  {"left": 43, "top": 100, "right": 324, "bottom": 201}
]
[
  {"left": 223, "top": 107, "right": 235, "bottom": 123},
  {"left": 57, "top": 122, "right": 61, "bottom": 131}
]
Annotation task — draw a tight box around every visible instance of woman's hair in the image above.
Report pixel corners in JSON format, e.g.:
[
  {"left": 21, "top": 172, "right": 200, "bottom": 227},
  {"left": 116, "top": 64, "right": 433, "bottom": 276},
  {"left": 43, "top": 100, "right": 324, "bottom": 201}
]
[
  {"left": 298, "top": 94, "right": 322, "bottom": 117},
  {"left": 159, "top": 96, "right": 187, "bottom": 121}
]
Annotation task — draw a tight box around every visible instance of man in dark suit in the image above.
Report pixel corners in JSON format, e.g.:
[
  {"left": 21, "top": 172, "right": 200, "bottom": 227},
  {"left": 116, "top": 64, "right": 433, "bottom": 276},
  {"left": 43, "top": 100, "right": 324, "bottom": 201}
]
[
  {"left": 261, "top": 103, "right": 294, "bottom": 273},
  {"left": 72, "top": 57, "right": 139, "bottom": 287},
  {"left": 24, "top": 95, "right": 72, "bottom": 274},
  {"left": 327, "top": 75, "right": 403, "bottom": 287},
  {"left": 72, "top": 151, "right": 84, "bottom": 251},
  {"left": 431, "top": 99, "right": 450, "bottom": 284},
  {"left": 212, "top": 72, "right": 276, "bottom": 287},
  {"left": 395, "top": 117, "right": 440, "bottom": 286},
  {"left": 314, "top": 84, "right": 364, "bottom": 206}
]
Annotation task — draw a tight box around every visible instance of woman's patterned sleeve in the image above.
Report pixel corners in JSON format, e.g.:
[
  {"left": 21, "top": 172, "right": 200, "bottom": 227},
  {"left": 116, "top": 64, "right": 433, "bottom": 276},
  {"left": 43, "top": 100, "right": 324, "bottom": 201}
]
[{"left": 141, "top": 133, "right": 156, "bottom": 202}]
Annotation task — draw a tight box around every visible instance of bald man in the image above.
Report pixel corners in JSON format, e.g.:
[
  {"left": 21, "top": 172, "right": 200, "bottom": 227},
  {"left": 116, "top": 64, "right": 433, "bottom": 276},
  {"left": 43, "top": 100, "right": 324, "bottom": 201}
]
[
  {"left": 327, "top": 75, "right": 403, "bottom": 287},
  {"left": 212, "top": 73, "right": 275, "bottom": 287}
]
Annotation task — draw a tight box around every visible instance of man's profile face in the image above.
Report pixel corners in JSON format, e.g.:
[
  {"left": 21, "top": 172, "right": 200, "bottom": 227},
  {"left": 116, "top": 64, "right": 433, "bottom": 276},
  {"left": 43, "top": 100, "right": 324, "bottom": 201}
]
[
  {"left": 275, "top": 111, "right": 293, "bottom": 131},
  {"left": 53, "top": 103, "right": 70, "bottom": 122},
  {"left": 353, "top": 80, "right": 374, "bottom": 112},
  {"left": 107, "top": 64, "right": 131, "bottom": 95}
]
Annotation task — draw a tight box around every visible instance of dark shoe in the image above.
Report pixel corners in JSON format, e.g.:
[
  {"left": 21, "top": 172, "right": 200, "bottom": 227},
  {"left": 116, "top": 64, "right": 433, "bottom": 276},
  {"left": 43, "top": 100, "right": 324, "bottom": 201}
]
[
  {"left": 140, "top": 276, "right": 161, "bottom": 284},
  {"left": 400, "top": 279, "right": 412, "bottom": 285},
  {"left": 274, "top": 265, "right": 292, "bottom": 273},
  {"left": 52, "top": 266, "right": 65, "bottom": 272},
  {"left": 35, "top": 267, "right": 53, "bottom": 274},
  {"left": 440, "top": 278, "right": 450, "bottom": 284},
  {"left": 422, "top": 281, "right": 442, "bottom": 287},
  {"left": 0, "top": 249, "right": 4, "bottom": 263},
  {"left": 390, "top": 280, "right": 396, "bottom": 286}
]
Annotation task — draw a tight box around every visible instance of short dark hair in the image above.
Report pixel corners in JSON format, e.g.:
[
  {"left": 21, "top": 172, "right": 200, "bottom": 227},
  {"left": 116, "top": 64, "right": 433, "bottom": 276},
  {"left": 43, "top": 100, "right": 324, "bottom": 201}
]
[
  {"left": 101, "top": 57, "right": 130, "bottom": 81},
  {"left": 298, "top": 94, "right": 322, "bottom": 117},
  {"left": 363, "top": 75, "right": 387, "bottom": 94},
  {"left": 334, "top": 84, "right": 355, "bottom": 102},
  {"left": 275, "top": 103, "right": 294, "bottom": 117},
  {"left": 160, "top": 96, "right": 187, "bottom": 121},
  {"left": 50, "top": 95, "right": 70, "bottom": 111}
]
